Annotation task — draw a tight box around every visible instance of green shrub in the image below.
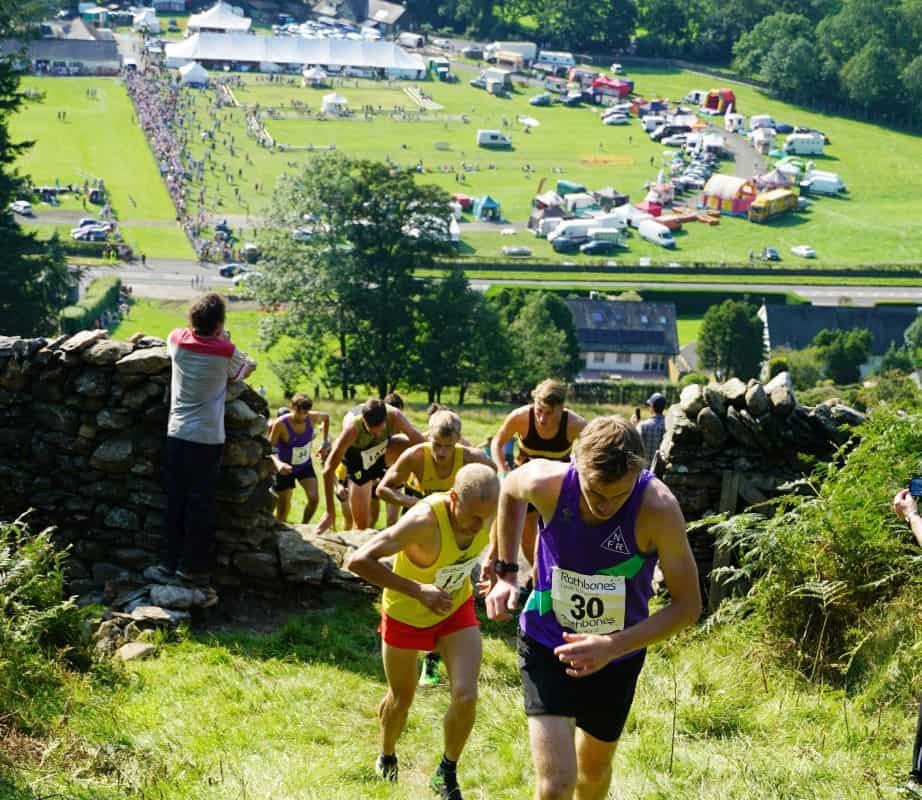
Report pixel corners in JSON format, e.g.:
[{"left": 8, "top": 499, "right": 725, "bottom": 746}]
[
  {"left": 719, "top": 409, "right": 922, "bottom": 682},
  {"left": 768, "top": 356, "right": 789, "bottom": 378},
  {"left": 0, "top": 516, "right": 95, "bottom": 734},
  {"left": 679, "top": 371, "right": 709, "bottom": 387},
  {"left": 58, "top": 275, "right": 121, "bottom": 334}
]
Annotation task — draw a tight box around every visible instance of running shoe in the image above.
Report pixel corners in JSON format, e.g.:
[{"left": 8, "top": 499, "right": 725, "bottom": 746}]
[
  {"left": 419, "top": 653, "right": 441, "bottom": 688},
  {"left": 430, "top": 766, "right": 462, "bottom": 800},
  {"left": 375, "top": 754, "right": 398, "bottom": 783}
]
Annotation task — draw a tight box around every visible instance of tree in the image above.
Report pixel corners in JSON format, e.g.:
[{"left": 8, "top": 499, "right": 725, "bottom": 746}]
[
  {"left": 697, "top": 300, "right": 765, "bottom": 380},
  {"left": 812, "top": 327, "right": 873, "bottom": 384},
  {"left": 0, "top": 12, "right": 71, "bottom": 336},
  {"left": 255, "top": 154, "right": 453, "bottom": 399},
  {"left": 455, "top": 295, "right": 511, "bottom": 405},
  {"left": 904, "top": 313, "right": 922, "bottom": 351},
  {"left": 732, "top": 12, "right": 813, "bottom": 78},
  {"left": 506, "top": 294, "right": 573, "bottom": 398},
  {"left": 878, "top": 342, "right": 915, "bottom": 374}
]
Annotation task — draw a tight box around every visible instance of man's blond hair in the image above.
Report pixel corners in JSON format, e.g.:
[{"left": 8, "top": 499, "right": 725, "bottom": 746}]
[
  {"left": 532, "top": 379, "right": 566, "bottom": 407},
  {"left": 428, "top": 409, "right": 462, "bottom": 440},
  {"left": 453, "top": 463, "right": 499, "bottom": 506},
  {"left": 575, "top": 416, "right": 646, "bottom": 482}
]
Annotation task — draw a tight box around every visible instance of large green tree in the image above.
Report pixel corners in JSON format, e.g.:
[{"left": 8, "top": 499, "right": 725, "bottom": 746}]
[
  {"left": 255, "top": 154, "right": 453, "bottom": 398},
  {"left": 698, "top": 300, "right": 765, "bottom": 380},
  {"left": 0, "top": 4, "right": 72, "bottom": 336},
  {"left": 812, "top": 327, "right": 873, "bottom": 384}
]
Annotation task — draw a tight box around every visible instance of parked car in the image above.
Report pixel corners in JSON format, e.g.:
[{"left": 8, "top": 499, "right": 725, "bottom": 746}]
[
  {"left": 9, "top": 200, "right": 32, "bottom": 215},
  {"left": 791, "top": 244, "right": 816, "bottom": 258},
  {"left": 219, "top": 262, "right": 249, "bottom": 278},
  {"left": 760, "top": 247, "right": 781, "bottom": 261},
  {"left": 610, "top": 62, "right": 623, "bottom": 74},
  {"left": 774, "top": 122, "right": 794, "bottom": 133},
  {"left": 469, "top": 77, "right": 486, "bottom": 89},
  {"left": 77, "top": 217, "right": 100, "bottom": 228},
  {"left": 551, "top": 237, "right": 585, "bottom": 254},
  {"left": 529, "top": 92, "right": 552, "bottom": 107},
  {"left": 662, "top": 133, "right": 688, "bottom": 146},
  {"left": 431, "top": 37, "right": 451, "bottom": 49},
  {"left": 232, "top": 270, "right": 263, "bottom": 286},
  {"left": 461, "top": 45, "right": 483, "bottom": 59},
  {"left": 501, "top": 245, "right": 532, "bottom": 257},
  {"left": 603, "top": 113, "right": 629, "bottom": 125},
  {"left": 70, "top": 226, "right": 108, "bottom": 241},
  {"left": 793, "top": 126, "right": 829, "bottom": 143},
  {"left": 580, "top": 240, "right": 618, "bottom": 255}
]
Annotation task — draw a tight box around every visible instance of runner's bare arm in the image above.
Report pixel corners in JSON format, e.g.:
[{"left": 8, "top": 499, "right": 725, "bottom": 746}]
[
  {"left": 566, "top": 409, "right": 589, "bottom": 441},
  {"left": 555, "top": 483, "right": 701, "bottom": 677},
  {"left": 318, "top": 418, "right": 357, "bottom": 532},
  {"left": 490, "top": 407, "right": 526, "bottom": 475},
  {"left": 310, "top": 411, "right": 331, "bottom": 457},
  {"left": 377, "top": 446, "right": 425, "bottom": 508},
  {"left": 345, "top": 508, "right": 451, "bottom": 613},
  {"left": 268, "top": 419, "right": 290, "bottom": 474},
  {"left": 390, "top": 409, "right": 425, "bottom": 445}
]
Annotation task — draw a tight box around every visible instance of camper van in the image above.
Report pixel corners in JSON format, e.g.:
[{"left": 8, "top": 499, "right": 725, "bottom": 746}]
[
  {"left": 684, "top": 89, "right": 707, "bottom": 105},
  {"left": 637, "top": 219, "right": 676, "bottom": 248},
  {"left": 476, "top": 129, "right": 512, "bottom": 149},
  {"left": 484, "top": 41, "right": 537, "bottom": 64},
  {"left": 536, "top": 50, "right": 575, "bottom": 68},
  {"left": 396, "top": 32, "right": 424, "bottom": 49},
  {"left": 749, "top": 114, "right": 775, "bottom": 130},
  {"left": 724, "top": 112, "right": 745, "bottom": 133},
  {"left": 642, "top": 114, "right": 666, "bottom": 133},
  {"left": 800, "top": 170, "right": 846, "bottom": 194},
  {"left": 548, "top": 219, "right": 596, "bottom": 242},
  {"left": 784, "top": 132, "right": 824, "bottom": 155}
]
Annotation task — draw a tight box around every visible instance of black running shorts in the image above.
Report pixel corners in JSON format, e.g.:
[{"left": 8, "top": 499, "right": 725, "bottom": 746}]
[
  {"left": 518, "top": 629, "right": 645, "bottom": 742},
  {"left": 273, "top": 461, "right": 317, "bottom": 491},
  {"left": 343, "top": 450, "right": 387, "bottom": 486}
]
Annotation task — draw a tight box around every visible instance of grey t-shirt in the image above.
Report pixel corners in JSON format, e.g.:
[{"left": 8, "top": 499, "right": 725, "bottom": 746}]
[{"left": 167, "top": 328, "right": 251, "bottom": 445}]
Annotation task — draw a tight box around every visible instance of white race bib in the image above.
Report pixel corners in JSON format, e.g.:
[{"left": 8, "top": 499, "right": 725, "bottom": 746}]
[
  {"left": 550, "top": 567, "right": 626, "bottom": 635},
  {"left": 435, "top": 556, "right": 480, "bottom": 594},
  {"left": 291, "top": 444, "right": 311, "bottom": 466},
  {"left": 361, "top": 440, "right": 388, "bottom": 470}
]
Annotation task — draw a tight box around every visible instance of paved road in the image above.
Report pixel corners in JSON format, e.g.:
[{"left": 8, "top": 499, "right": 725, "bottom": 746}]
[{"left": 88, "top": 258, "right": 922, "bottom": 306}]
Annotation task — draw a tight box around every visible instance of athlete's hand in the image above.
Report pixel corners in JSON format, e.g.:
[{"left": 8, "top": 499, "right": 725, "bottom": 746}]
[
  {"left": 278, "top": 463, "right": 293, "bottom": 475},
  {"left": 418, "top": 584, "right": 452, "bottom": 615},
  {"left": 318, "top": 444, "right": 331, "bottom": 462},
  {"left": 554, "top": 632, "right": 619, "bottom": 678},
  {"left": 485, "top": 578, "right": 519, "bottom": 621},
  {"left": 476, "top": 559, "right": 496, "bottom": 597},
  {"left": 316, "top": 512, "right": 335, "bottom": 534}
]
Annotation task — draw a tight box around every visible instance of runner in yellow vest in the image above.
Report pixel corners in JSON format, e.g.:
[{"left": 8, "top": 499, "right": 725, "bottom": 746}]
[
  {"left": 347, "top": 464, "right": 500, "bottom": 800},
  {"left": 378, "top": 409, "right": 496, "bottom": 689}
]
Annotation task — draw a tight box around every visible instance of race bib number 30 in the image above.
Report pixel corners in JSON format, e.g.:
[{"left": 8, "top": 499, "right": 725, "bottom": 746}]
[
  {"left": 361, "top": 440, "right": 388, "bottom": 470},
  {"left": 435, "top": 556, "right": 479, "bottom": 594},
  {"left": 551, "top": 567, "right": 626, "bottom": 635}
]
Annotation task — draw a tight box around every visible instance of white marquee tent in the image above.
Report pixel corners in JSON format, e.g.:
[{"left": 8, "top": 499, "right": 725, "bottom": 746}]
[
  {"left": 178, "top": 61, "right": 209, "bottom": 86},
  {"left": 132, "top": 7, "right": 160, "bottom": 32},
  {"left": 165, "top": 32, "right": 425, "bottom": 78},
  {"left": 187, "top": 1, "right": 252, "bottom": 33},
  {"left": 321, "top": 92, "right": 348, "bottom": 114}
]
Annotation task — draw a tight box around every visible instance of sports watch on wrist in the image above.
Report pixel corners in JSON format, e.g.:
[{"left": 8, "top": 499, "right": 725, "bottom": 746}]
[{"left": 493, "top": 559, "right": 519, "bottom": 577}]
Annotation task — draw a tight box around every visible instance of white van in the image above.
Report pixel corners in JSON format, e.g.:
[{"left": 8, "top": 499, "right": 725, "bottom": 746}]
[
  {"left": 585, "top": 212, "right": 627, "bottom": 231},
  {"left": 537, "top": 50, "right": 575, "bottom": 68},
  {"left": 642, "top": 114, "right": 666, "bottom": 133},
  {"left": 750, "top": 114, "right": 775, "bottom": 130},
  {"left": 801, "top": 170, "right": 846, "bottom": 194},
  {"left": 684, "top": 89, "right": 707, "bottom": 105},
  {"left": 396, "top": 32, "right": 424, "bottom": 49},
  {"left": 589, "top": 227, "right": 626, "bottom": 245},
  {"left": 476, "top": 129, "right": 512, "bottom": 148},
  {"left": 784, "top": 132, "right": 824, "bottom": 155},
  {"left": 535, "top": 217, "right": 562, "bottom": 238},
  {"left": 484, "top": 41, "right": 537, "bottom": 64},
  {"left": 548, "top": 220, "right": 596, "bottom": 242},
  {"left": 637, "top": 219, "right": 675, "bottom": 248}
]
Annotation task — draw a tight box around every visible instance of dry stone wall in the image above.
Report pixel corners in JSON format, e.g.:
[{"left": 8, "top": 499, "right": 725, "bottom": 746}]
[
  {"left": 0, "top": 332, "right": 366, "bottom": 606},
  {"left": 658, "top": 372, "right": 865, "bottom": 519}
]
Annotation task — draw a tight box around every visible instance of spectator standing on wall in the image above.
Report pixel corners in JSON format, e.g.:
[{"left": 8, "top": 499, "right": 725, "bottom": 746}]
[
  {"left": 892, "top": 485, "right": 922, "bottom": 796},
  {"left": 637, "top": 393, "right": 667, "bottom": 470},
  {"left": 163, "top": 293, "right": 256, "bottom": 594}
]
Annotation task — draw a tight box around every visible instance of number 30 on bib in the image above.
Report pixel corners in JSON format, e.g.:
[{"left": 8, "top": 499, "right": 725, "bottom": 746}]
[{"left": 550, "top": 567, "right": 626, "bottom": 635}]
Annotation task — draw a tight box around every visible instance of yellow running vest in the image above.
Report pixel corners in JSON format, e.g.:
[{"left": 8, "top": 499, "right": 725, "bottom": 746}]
[{"left": 382, "top": 493, "right": 489, "bottom": 628}]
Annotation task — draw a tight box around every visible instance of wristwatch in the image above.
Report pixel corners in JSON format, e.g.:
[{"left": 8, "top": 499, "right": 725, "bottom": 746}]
[{"left": 493, "top": 559, "right": 519, "bottom": 577}]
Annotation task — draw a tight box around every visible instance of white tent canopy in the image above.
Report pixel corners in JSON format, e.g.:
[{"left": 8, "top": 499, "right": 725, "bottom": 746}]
[
  {"left": 132, "top": 7, "right": 159, "bottom": 32},
  {"left": 165, "top": 32, "right": 426, "bottom": 77},
  {"left": 178, "top": 61, "right": 209, "bottom": 86},
  {"left": 303, "top": 66, "right": 328, "bottom": 79},
  {"left": 187, "top": 1, "right": 251, "bottom": 33},
  {"left": 321, "top": 92, "right": 348, "bottom": 113}
]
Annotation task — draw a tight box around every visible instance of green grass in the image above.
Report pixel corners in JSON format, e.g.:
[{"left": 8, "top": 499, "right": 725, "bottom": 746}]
[
  {"left": 10, "top": 601, "right": 916, "bottom": 799},
  {"left": 676, "top": 315, "right": 703, "bottom": 345},
  {"left": 11, "top": 77, "right": 195, "bottom": 259}
]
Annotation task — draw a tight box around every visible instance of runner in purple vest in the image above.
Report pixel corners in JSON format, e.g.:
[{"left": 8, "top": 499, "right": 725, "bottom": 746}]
[
  {"left": 269, "top": 393, "right": 330, "bottom": 524},
  {"left": 486, "top": 416, "right": 701, "bottom": 800}
]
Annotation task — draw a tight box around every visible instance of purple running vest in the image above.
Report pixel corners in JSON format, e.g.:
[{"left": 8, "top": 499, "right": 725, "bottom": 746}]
[
  {"left": 521, "top": 464, "right": 656, "bottom": 661},
  {"left": 276, "top": 415, "right": 314, "bottom": 476}
]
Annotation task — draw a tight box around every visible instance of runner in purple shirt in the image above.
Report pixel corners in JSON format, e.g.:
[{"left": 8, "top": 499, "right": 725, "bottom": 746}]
[{"left": 486, "top": 416, "right": 701, "bottom": 800}]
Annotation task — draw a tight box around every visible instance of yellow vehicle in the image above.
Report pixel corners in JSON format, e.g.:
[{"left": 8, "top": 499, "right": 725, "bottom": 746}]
[{"left": 748, "top": 188, "right": 798, "bottom": 224}]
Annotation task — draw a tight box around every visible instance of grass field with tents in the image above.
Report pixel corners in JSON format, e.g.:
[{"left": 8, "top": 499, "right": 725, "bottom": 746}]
[{"left": 12, "top": 66, "right": 922, "bottom": 267}]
